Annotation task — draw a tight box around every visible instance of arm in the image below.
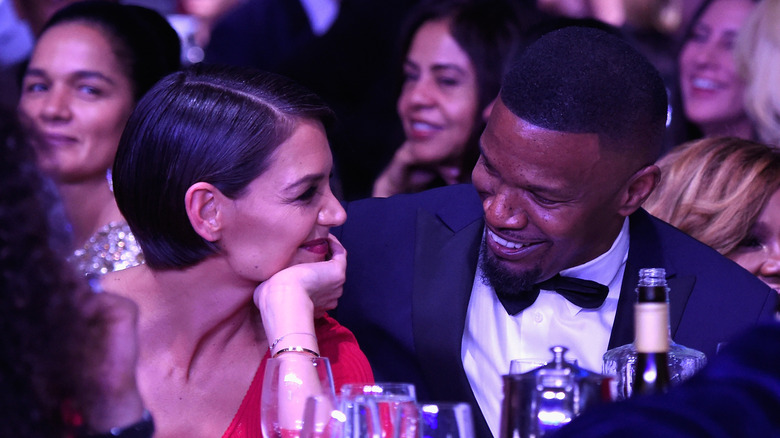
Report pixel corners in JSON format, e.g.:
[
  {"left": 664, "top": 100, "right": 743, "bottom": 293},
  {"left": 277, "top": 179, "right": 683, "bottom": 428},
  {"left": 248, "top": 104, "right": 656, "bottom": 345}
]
[
  {"left": 76, "top": 290, "right": 152, "bottom": 437},
  {"left": 254, "top": 234, "right": 347, "bottom": 349},
  {"left": 372, "top": 142, "right": 440, "bottom": 198},
  {"left": 253, "top": 235, "right": 348, "bottom": 431}
]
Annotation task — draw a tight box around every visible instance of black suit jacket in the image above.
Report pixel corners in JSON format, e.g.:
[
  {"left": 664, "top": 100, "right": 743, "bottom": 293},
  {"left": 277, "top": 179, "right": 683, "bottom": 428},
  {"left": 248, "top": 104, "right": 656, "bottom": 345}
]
[{"left": 333, "top": 184, "right": 777, "bottom": 437}]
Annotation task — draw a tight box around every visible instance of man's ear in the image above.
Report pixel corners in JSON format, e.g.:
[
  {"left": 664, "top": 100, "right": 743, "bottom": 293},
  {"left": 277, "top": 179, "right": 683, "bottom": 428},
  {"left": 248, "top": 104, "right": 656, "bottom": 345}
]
[
  {"left": 482, "top": 97, "right": 497, "bottom": 122},
  {"left": 618, "top": 164, "right": 660, "bottom": 216},
  {"left": 185, "top": 182, "right": 225, "bottom": 242}
]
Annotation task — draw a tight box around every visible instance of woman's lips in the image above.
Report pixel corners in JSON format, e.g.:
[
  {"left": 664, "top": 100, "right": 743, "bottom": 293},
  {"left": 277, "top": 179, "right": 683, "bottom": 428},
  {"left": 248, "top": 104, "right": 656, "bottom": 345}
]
[
  {"left": 301, "top": 238, "right": 329, "bottom": 255},
  {"left": 41, "top": 133, "right": 78, "bottom": 148},
  {"left": 685, "top": 76, "right": 727, "bottom": 99},
  {"left": 406, "top": 119, "right": 442, "bottom": 141}
]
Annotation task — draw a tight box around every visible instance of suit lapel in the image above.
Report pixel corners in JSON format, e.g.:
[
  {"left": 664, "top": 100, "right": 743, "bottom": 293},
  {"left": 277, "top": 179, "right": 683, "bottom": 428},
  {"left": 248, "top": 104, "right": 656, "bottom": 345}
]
[
  {"left": 411, "top": 207, "right": 499, "bottom": 438},
  {"left": 412, "top": 209, "right": 482, "bottom": 397},
  {"left": 609, "top": 210, "right": 697, "bottom": 348}
]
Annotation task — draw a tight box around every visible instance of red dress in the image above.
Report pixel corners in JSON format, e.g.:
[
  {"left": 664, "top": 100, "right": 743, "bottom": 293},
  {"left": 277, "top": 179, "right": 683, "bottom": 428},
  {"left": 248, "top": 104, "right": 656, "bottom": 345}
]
[{"left": 221, "top": 316, "right": 374, "bottom": 438}]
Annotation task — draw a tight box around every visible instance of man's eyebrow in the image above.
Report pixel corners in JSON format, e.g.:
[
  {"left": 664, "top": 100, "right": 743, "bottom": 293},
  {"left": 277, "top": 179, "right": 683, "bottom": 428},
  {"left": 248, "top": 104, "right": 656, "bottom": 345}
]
[{"left": 478, "top": 143, "right": 496, "bottom": 170}]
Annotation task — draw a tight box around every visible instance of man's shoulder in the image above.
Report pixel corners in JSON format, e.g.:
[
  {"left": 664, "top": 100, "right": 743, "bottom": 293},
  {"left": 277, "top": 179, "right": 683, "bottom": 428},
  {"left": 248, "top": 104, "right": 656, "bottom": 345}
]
[
  {"left": 630, "top": 210, "right": 776, "bottom": 353},
  {"left": 342, "top": 184, "right": 482, "bottom": 221},
  {"left": 335, "top": 184, "right": 484, "bottom": 254}
]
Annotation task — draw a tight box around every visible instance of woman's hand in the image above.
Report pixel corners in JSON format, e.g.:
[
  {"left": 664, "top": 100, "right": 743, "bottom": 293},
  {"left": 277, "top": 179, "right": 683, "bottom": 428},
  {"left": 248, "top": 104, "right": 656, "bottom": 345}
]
[
  {"left": 372, "top": 141, "right": 439, "bottom": 197},
  {"left": 253, "top": 234, "right": 347, "bottom": 348},
  {"left": 308, "top": 235, "right": 346, "bottom": 316},
  {"left": 78, "top": 289, "right": 147, "bottom": 433}
]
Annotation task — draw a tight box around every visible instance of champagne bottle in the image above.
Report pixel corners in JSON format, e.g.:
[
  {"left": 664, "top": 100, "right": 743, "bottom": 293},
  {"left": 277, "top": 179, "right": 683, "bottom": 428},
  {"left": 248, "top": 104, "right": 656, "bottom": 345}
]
[
  {"left": 602, "top": 268, "right": 707, "bottom": 399},
  {"left": 631, "top": 268, "right": 671, "bottom": 395}
]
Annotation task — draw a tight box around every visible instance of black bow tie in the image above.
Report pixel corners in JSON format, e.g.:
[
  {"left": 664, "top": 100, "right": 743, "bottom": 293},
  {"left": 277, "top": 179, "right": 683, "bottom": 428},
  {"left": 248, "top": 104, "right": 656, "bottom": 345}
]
[{"left": 498, "top": 274, "right": 609, "bottom": 315}]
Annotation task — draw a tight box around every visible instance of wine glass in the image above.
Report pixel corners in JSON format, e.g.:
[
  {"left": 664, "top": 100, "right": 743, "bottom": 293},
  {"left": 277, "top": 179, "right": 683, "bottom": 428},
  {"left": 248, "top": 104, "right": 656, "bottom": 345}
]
[
  {"left": 303, "top": 393, "right": 384, "bottom": 438},
  {"left": 508, "top": 358, "right": 548, "bottom": 374},
  {"left": 261, "top": 355, "right": 336, "bottom": 438},
  {"left": 340, "top": 382, "right": 418, "bottom": 438},
  {"left": 418, "top": 402, "right": 475, "bottom": 438},
  {"left": 301, "top": 394, "right": 338, "bottom": 438}
]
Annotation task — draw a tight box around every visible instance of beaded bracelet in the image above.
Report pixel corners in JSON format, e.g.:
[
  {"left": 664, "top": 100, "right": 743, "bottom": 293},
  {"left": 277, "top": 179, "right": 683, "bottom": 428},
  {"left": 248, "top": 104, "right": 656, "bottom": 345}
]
[
  {"left": 272, "top": 346, "right": 320, "bottom": 359},
  {"left": 269, "top": 332, "right": 317, "bottom": 351}
]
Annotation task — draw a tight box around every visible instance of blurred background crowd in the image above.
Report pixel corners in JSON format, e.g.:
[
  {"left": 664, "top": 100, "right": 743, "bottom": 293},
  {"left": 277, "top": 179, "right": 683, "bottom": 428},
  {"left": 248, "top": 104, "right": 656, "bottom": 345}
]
[{"left": 8, "top": 0, "right": 771, "bottom": 202}]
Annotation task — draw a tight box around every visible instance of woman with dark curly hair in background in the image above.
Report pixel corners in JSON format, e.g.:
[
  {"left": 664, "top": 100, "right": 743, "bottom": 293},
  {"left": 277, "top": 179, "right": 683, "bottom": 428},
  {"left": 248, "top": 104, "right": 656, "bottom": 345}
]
[{"left": 0, "top": 112, "right": 151, "bottom": 437}]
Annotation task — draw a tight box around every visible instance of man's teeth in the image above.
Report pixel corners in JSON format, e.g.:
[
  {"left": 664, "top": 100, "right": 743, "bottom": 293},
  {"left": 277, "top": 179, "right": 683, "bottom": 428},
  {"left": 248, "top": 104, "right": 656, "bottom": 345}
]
[{"left": 488, "top": 230, "right": 526, "bottom": 249}]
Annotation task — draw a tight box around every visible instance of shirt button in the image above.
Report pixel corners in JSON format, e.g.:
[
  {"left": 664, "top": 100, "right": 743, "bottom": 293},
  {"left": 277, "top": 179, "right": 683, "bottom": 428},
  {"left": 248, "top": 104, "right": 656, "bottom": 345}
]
[{"left": 534, "top": 312, "right": 543, "bottom": 323}]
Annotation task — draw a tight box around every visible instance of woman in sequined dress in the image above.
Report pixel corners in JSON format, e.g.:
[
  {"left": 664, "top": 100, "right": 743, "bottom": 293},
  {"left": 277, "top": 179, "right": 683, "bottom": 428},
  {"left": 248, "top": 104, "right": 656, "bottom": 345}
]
[{"left": 17, "top": 1, "right": 181, "bottom": 275}]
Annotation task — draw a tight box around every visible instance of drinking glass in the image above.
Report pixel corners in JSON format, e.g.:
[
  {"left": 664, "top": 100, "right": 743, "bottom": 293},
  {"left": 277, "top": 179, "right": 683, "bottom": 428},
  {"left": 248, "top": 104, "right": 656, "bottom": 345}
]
[
  {"left": 418, "top": 402, "right": 475, "bottom": 438},
  {"left": 340, "top": 382, "right": 418, "bottom": 438},
  {"left": 261, "top": 356, "right": 336, "bottom": 438},
  {"left": 510, "top": 358, "right": 580, "bottom": 375},
  {"left": 508, "top": 359, "right": 548, "bottom": 374},
  {"left": 303, "top": 393, "right": 384, "bottom": 438}
]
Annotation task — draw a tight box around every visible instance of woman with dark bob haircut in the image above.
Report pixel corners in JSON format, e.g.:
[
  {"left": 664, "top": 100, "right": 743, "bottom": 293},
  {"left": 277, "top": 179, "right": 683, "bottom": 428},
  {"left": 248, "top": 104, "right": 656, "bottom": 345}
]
[{"left": 104, "top": 64, "right": 372, "bottom": 438}]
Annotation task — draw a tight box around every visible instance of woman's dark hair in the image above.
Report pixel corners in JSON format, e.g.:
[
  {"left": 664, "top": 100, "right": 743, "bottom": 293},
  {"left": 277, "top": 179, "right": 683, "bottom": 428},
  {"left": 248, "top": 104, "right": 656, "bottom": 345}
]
[
  {"left": 41, "top": 0, "right": 181, "bottom": 101},
  {"left": 0, "top": 113, "right": 92, "bottom": 436},
  {"left": 399, "top": 0, "right": 533, "bottom": 116},
  {"left": 395, "top": 0, "right": 538, "bottom": 179},
  {"left": 113, "top": 64, "right": 335, "bottom": 270}
]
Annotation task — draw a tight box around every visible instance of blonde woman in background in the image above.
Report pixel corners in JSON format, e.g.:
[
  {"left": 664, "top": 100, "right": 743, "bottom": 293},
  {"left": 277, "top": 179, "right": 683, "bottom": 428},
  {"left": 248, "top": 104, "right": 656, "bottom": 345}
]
[
  {"left": 677, "top": 0, "right": 758, "bottom": 140},
  {"left": 735, "top": 0, "right": 780, "bottom": 147},
  {"left": 645, "top": 136, "right": 780, "bottom": 293}
]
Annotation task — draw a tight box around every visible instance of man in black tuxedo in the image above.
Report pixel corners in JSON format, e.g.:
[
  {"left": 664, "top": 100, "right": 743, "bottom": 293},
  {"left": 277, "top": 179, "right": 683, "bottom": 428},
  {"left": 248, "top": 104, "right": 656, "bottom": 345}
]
[{"left": 333, "top": 26, "right": 777, "bottom": 437}]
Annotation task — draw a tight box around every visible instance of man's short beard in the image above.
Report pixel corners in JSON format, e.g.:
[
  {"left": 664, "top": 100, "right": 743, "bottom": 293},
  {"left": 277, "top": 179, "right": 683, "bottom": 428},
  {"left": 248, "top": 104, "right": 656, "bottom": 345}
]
[{"left": 479, "top": 239, "right": 541, "bottom": 299}]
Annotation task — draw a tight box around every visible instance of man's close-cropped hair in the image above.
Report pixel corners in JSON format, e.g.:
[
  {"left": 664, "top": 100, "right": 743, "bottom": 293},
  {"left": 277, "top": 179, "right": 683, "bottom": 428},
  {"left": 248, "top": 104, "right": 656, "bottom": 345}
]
[{"left": 500, "top": 26, "right": 668, "bottom": 165}]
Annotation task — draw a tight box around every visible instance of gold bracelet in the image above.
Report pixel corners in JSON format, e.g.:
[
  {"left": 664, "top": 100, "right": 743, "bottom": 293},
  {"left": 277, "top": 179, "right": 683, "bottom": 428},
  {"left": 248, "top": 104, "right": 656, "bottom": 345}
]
[
  {"left": 272, "top": 346, "right": 320, "bottom": 359},
  {"left": 269, "top": 332, "right": 317, "bottom": 351}
]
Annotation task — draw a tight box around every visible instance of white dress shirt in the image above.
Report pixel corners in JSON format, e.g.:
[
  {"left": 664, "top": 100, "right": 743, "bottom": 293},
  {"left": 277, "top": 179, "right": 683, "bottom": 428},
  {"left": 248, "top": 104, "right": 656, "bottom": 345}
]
[{"left": 462, "top": 218, "right": 630, "bottom": 437}]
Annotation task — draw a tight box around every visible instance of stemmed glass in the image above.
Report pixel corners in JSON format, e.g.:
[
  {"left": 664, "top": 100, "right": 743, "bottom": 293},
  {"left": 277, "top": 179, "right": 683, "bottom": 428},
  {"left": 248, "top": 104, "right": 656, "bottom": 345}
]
[
  {"left": 417, "top": 402, "right": 475, "bottom": 438},
  {"left": 340, "top": 382, "right": 418, "bottom": 438},
  {"left": 302, "top": 393, "right": 384, "bottom": 438},
  {"left": 508, "top": 359, "right": 548, "bottom": 374},
  {"left": 261, "top": 355, "right": 336, "bottom": 438}
]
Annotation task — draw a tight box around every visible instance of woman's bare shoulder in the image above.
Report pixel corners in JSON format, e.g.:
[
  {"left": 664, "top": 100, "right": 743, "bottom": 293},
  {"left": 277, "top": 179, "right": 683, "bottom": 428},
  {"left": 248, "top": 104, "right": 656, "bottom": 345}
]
[{"left": 101, "top": 264, "right": 151, "bottom": 298}]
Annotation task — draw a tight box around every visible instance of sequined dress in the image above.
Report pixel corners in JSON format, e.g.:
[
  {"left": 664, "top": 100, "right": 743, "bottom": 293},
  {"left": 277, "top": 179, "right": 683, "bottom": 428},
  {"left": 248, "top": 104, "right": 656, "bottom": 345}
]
[{"left": 71, "top": 221, "right": 144, "bottom": 276}]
